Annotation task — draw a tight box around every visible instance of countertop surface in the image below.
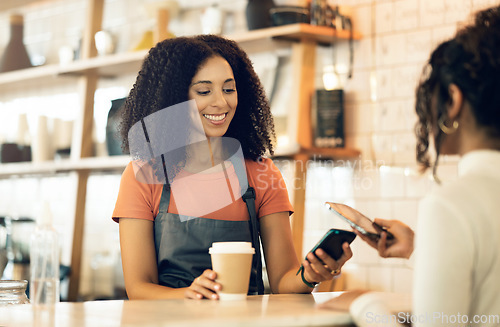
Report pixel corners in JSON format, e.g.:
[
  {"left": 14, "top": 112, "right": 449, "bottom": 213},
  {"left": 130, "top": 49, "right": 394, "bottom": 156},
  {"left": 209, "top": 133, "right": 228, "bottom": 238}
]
[{"left": 0, "top": 292, "right": 354, "bottom": 327}]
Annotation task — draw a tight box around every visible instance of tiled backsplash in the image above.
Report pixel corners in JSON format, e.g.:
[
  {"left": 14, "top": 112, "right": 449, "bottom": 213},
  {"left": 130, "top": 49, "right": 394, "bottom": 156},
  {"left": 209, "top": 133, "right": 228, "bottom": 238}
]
[{"left": 1, "top": 0, "right": 498, "bottom": 299}]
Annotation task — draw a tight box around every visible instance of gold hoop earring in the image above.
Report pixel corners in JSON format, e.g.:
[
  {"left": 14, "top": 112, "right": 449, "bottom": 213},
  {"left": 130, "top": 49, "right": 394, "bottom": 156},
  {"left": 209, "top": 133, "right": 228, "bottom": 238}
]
[{"left": 438, "top": 117, "right": 459, "bottom": 134}]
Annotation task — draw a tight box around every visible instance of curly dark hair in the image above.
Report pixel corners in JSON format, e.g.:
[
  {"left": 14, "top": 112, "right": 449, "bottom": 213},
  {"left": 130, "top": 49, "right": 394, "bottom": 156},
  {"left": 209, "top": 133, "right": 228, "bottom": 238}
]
[
  {"left": 119, "top": 35, "right": 275, "bottom": 162},
  {"left": 415, "top": 6, "right": 500, "bottom": 176}
]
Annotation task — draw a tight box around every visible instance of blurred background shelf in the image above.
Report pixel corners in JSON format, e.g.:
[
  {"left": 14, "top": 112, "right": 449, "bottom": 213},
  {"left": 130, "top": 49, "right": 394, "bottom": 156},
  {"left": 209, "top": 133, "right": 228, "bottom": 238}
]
[
  {"left": 0, "top": 156, "right": 130, "bottom": 177},
  {"left": 0, "top": 0, "right": 60, "bottom": 11},
  {"left": 230, "top": 23, "right": 361, "bottom": 44},
  {"left": 0, "top": 50, "right": 149, "bottom": 87},
  {"left": 0, "top": 24, "right": 360, "bottom": 88},
  {"left": 0, "top": 145, "right": 361, "bottom": 178}
]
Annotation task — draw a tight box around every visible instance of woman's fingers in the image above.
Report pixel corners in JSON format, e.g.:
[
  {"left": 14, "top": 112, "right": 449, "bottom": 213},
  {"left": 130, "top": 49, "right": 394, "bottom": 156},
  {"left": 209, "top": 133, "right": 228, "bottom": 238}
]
[
  {"left": 338, "top": 242, "right": 353, "bottom": 265},
  {"left": 185, "top": 269, "right": 221, "bottom": 300},
  {"left": 305, "top": 244, "right": 353, "bottom": 283},
  {"left": 373, "top": 218, "right": 392, "bottom": 228},
  {"left": 377, "top": 231, "right": 389, "bottom": 257},
  {"left": 305, "top": 252, "right": 333, "bottom": 281}
]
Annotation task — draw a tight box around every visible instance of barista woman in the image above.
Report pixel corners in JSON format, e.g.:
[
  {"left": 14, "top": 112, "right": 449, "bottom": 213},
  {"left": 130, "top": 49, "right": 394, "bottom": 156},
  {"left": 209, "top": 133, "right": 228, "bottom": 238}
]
[{"left": 112, "top": 35, "right": 352, "bottom": 300}]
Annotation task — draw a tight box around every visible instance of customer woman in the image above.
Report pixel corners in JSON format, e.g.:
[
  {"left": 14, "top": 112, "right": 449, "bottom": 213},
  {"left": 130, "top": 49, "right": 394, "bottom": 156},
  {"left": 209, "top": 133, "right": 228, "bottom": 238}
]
[
  {"left": 323, "top": 6, "right": 500, "bottom": 326},
  {"left": 112, "top": 35, "right": 352, "bottom": 300}
]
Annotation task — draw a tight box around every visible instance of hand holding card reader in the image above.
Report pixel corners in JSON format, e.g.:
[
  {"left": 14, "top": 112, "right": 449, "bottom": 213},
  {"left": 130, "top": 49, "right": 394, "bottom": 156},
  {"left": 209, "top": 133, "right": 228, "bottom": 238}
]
[{"left": 325, "top": 202, "right": 394, "bottom": 243}]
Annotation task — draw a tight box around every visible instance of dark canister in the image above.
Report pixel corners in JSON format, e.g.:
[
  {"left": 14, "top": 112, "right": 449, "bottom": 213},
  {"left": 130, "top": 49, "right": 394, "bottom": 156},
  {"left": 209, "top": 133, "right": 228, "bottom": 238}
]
[
  {"left": 106, "top": 98, "right": 128, "bottom": 156},
  {"left": 246, "top": 0, "right": 275, "bottom": 30},
  {"left": 0, "top": 14, "right": 32, "bottom": 73}
]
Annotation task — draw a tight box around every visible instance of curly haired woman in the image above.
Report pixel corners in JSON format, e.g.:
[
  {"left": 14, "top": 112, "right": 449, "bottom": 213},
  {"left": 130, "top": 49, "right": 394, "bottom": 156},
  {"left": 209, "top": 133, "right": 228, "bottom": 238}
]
[
  {"left": 323, "top": 6, "right": 500, "bottom": 327},
  {"left": 112, "top": 35, "right": 352, "bottom": 300}
]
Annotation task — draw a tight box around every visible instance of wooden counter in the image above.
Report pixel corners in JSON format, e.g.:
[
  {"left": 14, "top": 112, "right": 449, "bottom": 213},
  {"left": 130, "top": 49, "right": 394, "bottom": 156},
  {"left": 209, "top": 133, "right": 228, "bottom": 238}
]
[{"left": 0, "top": 292, "right": 354, "bottom": 327}]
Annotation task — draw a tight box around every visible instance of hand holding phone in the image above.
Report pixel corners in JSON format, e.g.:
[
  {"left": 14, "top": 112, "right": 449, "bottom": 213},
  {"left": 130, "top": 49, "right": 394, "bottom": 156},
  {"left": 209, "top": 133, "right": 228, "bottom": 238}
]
[
  {"left": 297, "top": 228, "right": 355, "bottom": 287},
  {"left": 308, "top": 229, "right": 356, "bottom": 261},
  {"left": 325, "top": 202, "right": 394, "bottom": 243},
  {"left": 356, "top": 217, "right": 414, "bottom": 259}
]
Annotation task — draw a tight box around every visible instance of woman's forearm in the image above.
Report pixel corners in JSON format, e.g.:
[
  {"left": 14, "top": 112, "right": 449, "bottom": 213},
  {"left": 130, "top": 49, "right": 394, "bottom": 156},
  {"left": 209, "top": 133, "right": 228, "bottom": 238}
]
[
  {"left": 126, "top": 281, "right": 187, "bottom": 300},
  {"left": 276, "top": 268, "right": 313, "bottom": 294}
]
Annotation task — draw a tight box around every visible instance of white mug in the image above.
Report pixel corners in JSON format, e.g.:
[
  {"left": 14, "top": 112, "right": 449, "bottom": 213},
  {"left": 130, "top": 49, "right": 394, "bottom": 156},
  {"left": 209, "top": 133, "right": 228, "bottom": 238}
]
[{"left": 201, "top": 6, "right": 224, "bottom": 35}]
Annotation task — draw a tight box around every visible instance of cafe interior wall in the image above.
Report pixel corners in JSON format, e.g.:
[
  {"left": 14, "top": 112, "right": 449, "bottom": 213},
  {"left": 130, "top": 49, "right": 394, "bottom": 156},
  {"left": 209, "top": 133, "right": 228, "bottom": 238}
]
[{"left": 0, "top": 0, "right": 497, "bottom": 300}]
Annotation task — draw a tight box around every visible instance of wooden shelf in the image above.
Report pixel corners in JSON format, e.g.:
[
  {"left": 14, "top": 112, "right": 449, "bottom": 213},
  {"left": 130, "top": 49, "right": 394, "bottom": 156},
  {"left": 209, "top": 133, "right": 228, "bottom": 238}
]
[
  {"left": 296, "top": 146, "right": 361, "bottom": 159},
  {"left": 0, "top": 64, "right": 60, "bottom": 86},
  {"left": 272, "top": 143, "right": 360, "bottom": 160},
  {"left": 0, "top": 155, "right": 130, "bottom": 177},
  {"left": 0, "top": 0, "right": 61, "bottom": 11},
  {"left": 0, "top": 50, "right": 148, "bottom": 88},
  {"left": 0, "top": 24, "right": 359, "bottom": 89},
  {"left": 0, "top": 146, "right": 360, "bottom": 178},
  {"left": 229, "top": 23, "right": 361, "bottom": 44},
  {"left": 57, "top": 50, "right": 148, "bottom": 77}
]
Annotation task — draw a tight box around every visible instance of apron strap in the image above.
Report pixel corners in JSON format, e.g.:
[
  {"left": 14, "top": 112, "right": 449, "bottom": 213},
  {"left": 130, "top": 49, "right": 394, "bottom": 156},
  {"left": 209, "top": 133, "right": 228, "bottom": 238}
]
[{"left": 242, "top": 186, "right": 265, "bottom": 295}]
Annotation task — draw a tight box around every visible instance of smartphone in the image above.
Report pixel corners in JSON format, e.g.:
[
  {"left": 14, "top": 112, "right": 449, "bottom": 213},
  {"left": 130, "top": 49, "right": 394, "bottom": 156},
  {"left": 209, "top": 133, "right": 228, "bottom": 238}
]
[
  {"left": 325, "top": 202, "right": 394, "bottom": 243},
  {"left": 308, "top": 229, "right": 356, "bottom": 261}
]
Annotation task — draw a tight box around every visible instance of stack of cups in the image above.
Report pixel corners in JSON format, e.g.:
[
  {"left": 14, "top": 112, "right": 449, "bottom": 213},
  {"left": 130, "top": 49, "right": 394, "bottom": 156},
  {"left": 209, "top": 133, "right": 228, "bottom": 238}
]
[{"left": 209, "top": 242, "right": 255, "bottom": 300}]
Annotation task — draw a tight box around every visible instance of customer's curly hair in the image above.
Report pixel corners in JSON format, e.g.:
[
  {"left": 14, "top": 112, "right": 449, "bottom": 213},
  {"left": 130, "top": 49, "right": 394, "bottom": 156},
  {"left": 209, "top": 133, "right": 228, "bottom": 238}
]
[
  {"left": 415, "top": 5, "right": 500, "bottom": 176},
  {"left": 119, "top": 35, "right": 275, "bottom": 162}
]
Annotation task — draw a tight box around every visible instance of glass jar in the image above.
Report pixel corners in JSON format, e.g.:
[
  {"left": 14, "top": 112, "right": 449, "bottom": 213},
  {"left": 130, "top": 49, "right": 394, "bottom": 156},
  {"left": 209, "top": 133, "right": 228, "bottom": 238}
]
[{"left": 0, "top": 280, "right": 30, "bottom": 305}]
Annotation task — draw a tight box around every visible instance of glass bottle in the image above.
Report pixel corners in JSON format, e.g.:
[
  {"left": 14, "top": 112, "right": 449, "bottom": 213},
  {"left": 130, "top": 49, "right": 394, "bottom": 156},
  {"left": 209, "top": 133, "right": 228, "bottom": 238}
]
[
  {"left": 0, "top": 14, "right": 33, "bottom": 73},
  {"left": 30, "top": 203, "right": 60, "bottom": 307},
  {"left": 0, "top": 280, "right": 30, "bottom": 305}
]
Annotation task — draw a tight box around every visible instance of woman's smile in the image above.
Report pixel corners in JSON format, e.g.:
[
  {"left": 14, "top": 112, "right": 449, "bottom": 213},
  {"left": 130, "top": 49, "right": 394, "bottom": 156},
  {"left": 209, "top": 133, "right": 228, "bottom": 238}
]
[{"left": 203, "top": 113, "right": 228, "bottom": 124}]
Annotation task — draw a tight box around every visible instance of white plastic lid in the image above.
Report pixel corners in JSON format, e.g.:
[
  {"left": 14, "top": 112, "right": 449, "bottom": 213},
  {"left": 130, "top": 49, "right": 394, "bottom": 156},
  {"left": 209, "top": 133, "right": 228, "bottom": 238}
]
[{"left": 208, "top": 242, "right": 255, "bottom": 254}]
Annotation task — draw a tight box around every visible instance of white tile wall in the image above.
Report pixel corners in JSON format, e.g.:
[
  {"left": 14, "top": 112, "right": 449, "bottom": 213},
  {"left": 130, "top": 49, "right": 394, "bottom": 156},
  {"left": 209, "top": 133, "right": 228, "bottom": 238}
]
[
  {"left": 404, "top": 30, "right": 433, "bottom": 64},
  {"left": 473, "top": 0, "right": 500, "bottom": 10},
  {"left": 419, "top": 0, "right": 446, "bottom": 27},
  {"left": 350, "top": 4, "right": 372, "bottom": 37},
  {"left": 431, "top": 24, "right": 459, "bottom": 46},
  {"left": 444, "top": 0, "right": 473, "bottom": 24},
  {"left": 373, "top": 68, "right": 393, "bottom": 100},
  {"left": 394, "top": 0, "right": 419, "bottom": 32},
  {"left": 375, "top": 1, "right": 394, "bottom": 34},
  {"left": 344, "top": 103, "right": 373, "bottom": 135},
  {"left": 2, "top": 0, "right": 490, "bottom": 298}
]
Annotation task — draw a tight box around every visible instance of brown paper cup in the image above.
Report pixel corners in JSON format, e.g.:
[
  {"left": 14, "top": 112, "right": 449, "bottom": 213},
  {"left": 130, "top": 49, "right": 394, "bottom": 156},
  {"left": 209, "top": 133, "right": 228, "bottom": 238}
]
[{"left": 209, "top": 242, "right": 254, "bottom": 300}]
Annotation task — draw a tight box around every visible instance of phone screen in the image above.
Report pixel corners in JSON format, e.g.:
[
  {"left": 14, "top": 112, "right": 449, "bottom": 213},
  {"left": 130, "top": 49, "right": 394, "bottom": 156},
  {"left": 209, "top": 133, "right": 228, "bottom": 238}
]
[{"left": 325, "top": 202, "right": 394, "bottom": 242}]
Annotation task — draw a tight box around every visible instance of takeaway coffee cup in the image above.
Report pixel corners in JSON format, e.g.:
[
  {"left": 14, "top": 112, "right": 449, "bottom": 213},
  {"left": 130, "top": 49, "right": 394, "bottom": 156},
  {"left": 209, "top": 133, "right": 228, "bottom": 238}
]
[{"left": 209, "top": 242, "right": 255, "bottom": 300}]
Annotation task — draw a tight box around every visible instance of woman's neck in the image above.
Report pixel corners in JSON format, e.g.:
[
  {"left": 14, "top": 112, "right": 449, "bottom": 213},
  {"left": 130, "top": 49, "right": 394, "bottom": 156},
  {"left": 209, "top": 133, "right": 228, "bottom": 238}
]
[
  {"left": 457, "top": 120, "right": 500, "bottom": 155},
  {"left": 184, "top": 137, "right": 224, "bottom": 171}
]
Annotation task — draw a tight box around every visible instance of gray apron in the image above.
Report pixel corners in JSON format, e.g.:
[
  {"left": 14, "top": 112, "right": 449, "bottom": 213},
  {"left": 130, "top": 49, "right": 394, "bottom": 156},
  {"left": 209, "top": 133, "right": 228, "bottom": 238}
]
[{"left": 153, "top": 161, "right": 264, "bottom": 295}]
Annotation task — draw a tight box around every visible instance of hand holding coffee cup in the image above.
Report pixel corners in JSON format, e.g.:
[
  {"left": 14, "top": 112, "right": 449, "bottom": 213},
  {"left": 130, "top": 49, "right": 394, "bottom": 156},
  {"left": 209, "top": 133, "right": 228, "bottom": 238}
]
[
  {"left": 185, "top": 269, "right": 221, "bottom": 300},
  {"left": 209, "top": 242, "right": 255, "bottom": 300}
]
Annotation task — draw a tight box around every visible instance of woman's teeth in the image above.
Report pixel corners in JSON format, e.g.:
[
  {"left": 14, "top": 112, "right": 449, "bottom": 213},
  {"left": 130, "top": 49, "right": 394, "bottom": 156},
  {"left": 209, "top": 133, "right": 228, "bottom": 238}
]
[{"left": 203, "top": 113, "right": 226, "bottom": 121}]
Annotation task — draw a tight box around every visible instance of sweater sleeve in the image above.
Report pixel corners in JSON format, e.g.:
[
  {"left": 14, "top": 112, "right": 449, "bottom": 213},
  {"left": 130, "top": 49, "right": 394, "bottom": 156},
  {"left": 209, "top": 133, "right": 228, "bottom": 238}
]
[
  {"left": 412, "top": 195, "right": 474, "bottom": 327},
  {"left": 350, "top": 292, "right": 411, "bottom": 327}
]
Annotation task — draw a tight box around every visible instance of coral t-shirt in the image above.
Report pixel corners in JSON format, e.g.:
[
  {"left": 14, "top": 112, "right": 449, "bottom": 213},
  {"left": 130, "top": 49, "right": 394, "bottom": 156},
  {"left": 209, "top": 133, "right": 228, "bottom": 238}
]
[{"left": 112, "top": 158, "right": 293, "bottom": 222}]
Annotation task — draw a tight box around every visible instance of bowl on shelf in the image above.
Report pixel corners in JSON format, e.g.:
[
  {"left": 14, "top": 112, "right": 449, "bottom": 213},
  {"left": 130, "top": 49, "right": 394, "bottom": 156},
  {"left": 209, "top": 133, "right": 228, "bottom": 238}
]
[{"left": 270, "top": 6, "right": 310, "bottom": 27}]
